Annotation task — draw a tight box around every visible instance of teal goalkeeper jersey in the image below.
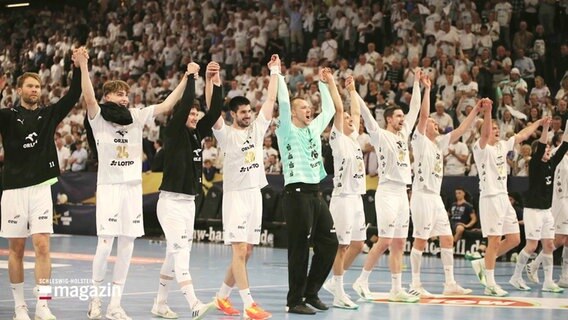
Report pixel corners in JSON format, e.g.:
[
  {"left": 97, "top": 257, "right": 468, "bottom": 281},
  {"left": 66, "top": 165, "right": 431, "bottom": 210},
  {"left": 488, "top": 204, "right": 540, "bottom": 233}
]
[{"left": 275, "top": 75, "right": 335, "bottom": 185}]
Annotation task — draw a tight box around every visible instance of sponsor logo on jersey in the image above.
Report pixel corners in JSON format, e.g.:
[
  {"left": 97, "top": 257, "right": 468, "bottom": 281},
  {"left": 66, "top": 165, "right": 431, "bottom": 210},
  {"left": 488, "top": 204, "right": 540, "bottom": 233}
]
[{"left": 23, "top": 132, "right": 38, "bottom": 148}]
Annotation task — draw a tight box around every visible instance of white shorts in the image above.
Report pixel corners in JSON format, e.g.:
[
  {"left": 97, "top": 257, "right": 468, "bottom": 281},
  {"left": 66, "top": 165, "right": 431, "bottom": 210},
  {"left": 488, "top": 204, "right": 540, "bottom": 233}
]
[
  {"left": 329, "top": 194, "right": 366, "bottom": 245},
  {"left": 523, "top": 208, "right": 555, "bottom": 240},
  {"left": 479, "top": 194, "right": 520, "bottom": 237},
  {"left": 96, "top": 183, "right": 143, "bottom": 238},
  {"left": 157, "top": 191, "right": 195, "bottom": 253},
  {"left": 552, "top": 198, "right": 568, "bottom": 235},
  {"left": 375, "top": 186, "right": 409, "bottom": 239},
  {"left": 0, "top": 184, "right": 53, "bottom": 238},
  {"left": 222, "top": 189, "right": 262, "bottom": 245},
  {"left": 410, "top": 191, "right": 452, "bottom": 239}
]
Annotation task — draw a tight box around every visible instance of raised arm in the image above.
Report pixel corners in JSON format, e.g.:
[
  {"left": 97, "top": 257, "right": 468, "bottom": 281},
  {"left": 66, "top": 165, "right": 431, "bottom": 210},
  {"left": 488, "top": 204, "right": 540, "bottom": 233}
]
[
  {"left": 197, "top": 65, "right": 224, "bottom": 137},
  {"left": 416, "top": 73, "right": 431, "bottom": 135},
  {"left": 354, "top": 86, "right": 379, "bottom": 133},
  {"left": 260, "top": 54, "right": 280, "bottom": 121},
  {"left": 53, "top": 48, "right": 83, "bottom": 121},
  {"left": 479, "top": 98, "right": 493, "bottom": 149},
  {"left": 539, "top": 116, "right": 551, "bottom": 145},
  {"left": 203, "top": 62, "right": 224, "bottom": 130},
  {"left": 404, "top": 68, "right": 423, "bottom": 132},
  {"left": 165, "top": 65, "right": 198, "bottom": 135},
  {"left": 76, "top": 48, "right": 99, "bottom": 120},
  {"left": 276, "top": 71, "right": 292, "bottom": 134},
  {"left": 346, "top": 76, "right": 360, "bottom": 133},
  {"left": 152, "top": 63, "right": 196, "bottom": 116},
  {"left": 323, "top": 67, "right": 344, "bottom": 132},
  {"left": 515, "top": 117, "right": 544, "bottom": 144},
  {"left": 311, "top": 67, "right": 336, "bottom": 134},
  {"left": 450, "top": 98, "right": 483, "bottom": 144},
  {"left": 551, "top": 120, "right": 568, "bottom": 165}
]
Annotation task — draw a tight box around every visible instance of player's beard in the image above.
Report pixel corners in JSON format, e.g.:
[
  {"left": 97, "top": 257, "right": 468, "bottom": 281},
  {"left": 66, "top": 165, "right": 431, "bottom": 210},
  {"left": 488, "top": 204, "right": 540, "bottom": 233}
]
[
  {"left": 22, "top": 95, "right": 39, "bottom": 106},
  {"left": 236, "top": 117, "right": 251, "bottom": 128}
]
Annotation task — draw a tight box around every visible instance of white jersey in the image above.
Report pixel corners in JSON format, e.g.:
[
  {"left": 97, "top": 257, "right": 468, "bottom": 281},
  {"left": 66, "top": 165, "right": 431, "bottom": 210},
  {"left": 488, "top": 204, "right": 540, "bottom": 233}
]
[
  {"left": 213, "top": 113, "right": 271, "bottom": 192},
  {"left": 368, "top": 125, "right": 412, "bottom": 186},
  {"left": 329, "top": 125, "right": 366, "bottom": 196},
  {"left": 553, "top": 153, "right": 568, "bottom": 200},
  {"left": 473, "top": 136, "right": 515, "bottom": 197},
  {"left": 89, "top": 106, "right": 155, "bottom": 185},
  {"left": 411, "top": 131, "right": 451, "bottom": 193}
]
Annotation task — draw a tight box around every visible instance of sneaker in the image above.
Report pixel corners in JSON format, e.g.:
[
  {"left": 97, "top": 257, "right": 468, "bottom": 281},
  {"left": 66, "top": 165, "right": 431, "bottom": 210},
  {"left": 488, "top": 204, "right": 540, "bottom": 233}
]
[
  {"left": 191, "top": 301, "right": 215, "bottom": 320},
  {"left": 333, "top": 294, "right": 359, "bottom": 310},
  {"left": 509, "top": 277, "right": 531, "bottom": 291},
  {"left": 526, "top": 262, "right": 540, "bottom": 284},
  {"left": 34, "top": 304, "right": 55, "bottom": 320},
  {"left": 151, "top": 298, "right": 178, "bottom": 319},
  {"left": 464, "top": 252, "right": 483, "bottom": 261},
  {"left": 244, "top": 303, "right": 271, "bottom": 320},
  {"left": 322, "top": 278, "right": 335, "bottom": 296},
  {"left": 388, "top": 289, "right": 420, "bottom": 303},
  {"left": 408, "top": 285, "right": 435, "bottom": 298},
  {"left": 13, "top": 305, "right": 31, "bottom": 320},
  {"left": 484, "top": 285, "right": 508, "bottom": 297},
  {"left": 471, "top": 259, "right": 487, "bottom": 287},
  {"left": 542, "top": 283, "right": 565, "bottom": 293},
  {"left": 286, "top": 304, "right": 316, "bottom": 315},
  {"left": 443, "top": 282, "right": 473, "bottom": 295},
  {"left": 510, "top": 252, "right": 518, "bottom": 263},
  {"left": 352, "top": 279, "right": 376, "bottom": 301},
  {"left": 214, "top": 296, "right": 240, "bottom": 316},
  {"left": 557, "top": 276, "right": 568, "bottom": 288},
  {"left": 105, "top": 305, "right": 132, "bottom": 320},
  {"left": 87, "top": 298, "right": 102, "bottom": 320}
]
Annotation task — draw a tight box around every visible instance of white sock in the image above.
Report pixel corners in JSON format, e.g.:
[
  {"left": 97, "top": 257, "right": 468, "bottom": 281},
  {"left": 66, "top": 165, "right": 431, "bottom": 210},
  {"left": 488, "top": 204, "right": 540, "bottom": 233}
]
[
  {"left": 217, "top": 282, "right": 233, "bottom": 299},
  {"left": 563, "top": 246, "right": 568, "bottom": 278},
  {"left": 92, "top": 279, "right": 104, "bottom": 299},
  {"left": 440, "top": 248, "right": 455, "bottom": 284},
  {"left": 410, "top": 248, "right": 423, "bottom": 286},
  {"left": 513, "top": 250, "right": 531, "bottom": 278},
  {"left": 543, "top": 253, "right": 554, "bottom": 285},
  {"left": 239, "top": 288, "right": 254, "bottom": 309},
  {"left": 34, "top": 285, "right": 51, "bottom": 308},
  {"left": 11, "top": 283, "right": 25, "bottom": 308},
  {"left": 333, "top": 275, "right": 345, "bottom": 296},
  {"left": 391, "top": 273, "right": 402, "bottom": 292},
  {"left": 359, "top": 269, "right": 372, "bottom": 282},
  {"left": 181, "top": 284, "right": 199, "bottom": 308},
  {"left": 157, "top": 278, "right": 172, "bottom": 303},
  {"left": 486, "top": 269, "right": 496, "bottom": 287},
  {"left": 109, "top": 284, "right": 123, "bottom": 307},
  {"left": 532, "top": 251, "right": 544, "bottom": 269}
]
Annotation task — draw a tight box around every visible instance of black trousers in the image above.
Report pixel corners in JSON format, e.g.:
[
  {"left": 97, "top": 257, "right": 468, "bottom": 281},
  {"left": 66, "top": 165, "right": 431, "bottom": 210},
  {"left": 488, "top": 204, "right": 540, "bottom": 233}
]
[{"left": 283, "top": 183, "right": 338, "bottom": 307}]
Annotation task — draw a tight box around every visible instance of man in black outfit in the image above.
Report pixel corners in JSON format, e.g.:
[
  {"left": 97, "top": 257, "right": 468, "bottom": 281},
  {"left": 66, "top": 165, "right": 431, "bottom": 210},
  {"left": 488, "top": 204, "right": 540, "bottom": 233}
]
[{"left": 0, "top": 48, "right": 83, "bottom": 320}]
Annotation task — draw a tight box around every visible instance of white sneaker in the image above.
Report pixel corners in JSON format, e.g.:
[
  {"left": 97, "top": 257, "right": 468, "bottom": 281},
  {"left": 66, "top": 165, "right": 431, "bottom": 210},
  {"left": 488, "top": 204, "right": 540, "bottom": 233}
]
[
  {"left": 557, "top": 276, "right": 568, "bottom": 288},
  {"left": 471, "top": 259, "right": 487, "bottom": 287},
  {"left": 34, "top": 304, "right": 55, "bottom": 320},
  {"left": 526, "top": 262, "right": 540, "bottom": 284},
  {"left": 191, "top": 301, "right": 215, "bottom": 320},
  {"left": 542, "top": 282, "right": 565, "bottom": 293},
  {"left": 322, "top": 278, "right": 335, "bottom": 296},
  {"left": 484, "top": 285, "right": 508, "bottom": 297},
  {"left": 13, "top": 305, "right": 31, "bottom": 320},
  {"left": 333, "top": 294, "right": 359, "bottom": 309},
  {"left": 443, "top": 282, "right": 472, "bottom": 295},
  {"left": 509, "top": 277, "right": 531, "bottom": 291},
  {"left": 388, "top": 289, "right": 419, "bottom": 303},
  {"left": 408, "top": 285, "right": 435, "bottom": 298},
  {"left": 105, "top": 305, "right": 132, "bottom": 320},
  {"left": 151, "top": 298, "right": 178, "bottom": 319},
  {"left": 87, "top": 298, "right": 102, "bottom": 319},
  {"left": 352, "top": 279, "right": 375, "bottom": 301}
]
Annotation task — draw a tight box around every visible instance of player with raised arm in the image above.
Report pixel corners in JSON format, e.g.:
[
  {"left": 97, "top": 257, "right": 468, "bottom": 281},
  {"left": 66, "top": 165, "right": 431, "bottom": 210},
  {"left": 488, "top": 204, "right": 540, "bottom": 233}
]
[{"left": 211, "top": 55, "right": 280, "bottom": 320}]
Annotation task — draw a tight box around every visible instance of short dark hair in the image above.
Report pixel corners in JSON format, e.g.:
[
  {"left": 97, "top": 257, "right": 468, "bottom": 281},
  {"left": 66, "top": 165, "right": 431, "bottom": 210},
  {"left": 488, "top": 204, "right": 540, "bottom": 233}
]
[
  {"left": 229, "top": 96, "right": 250, "bottom": 113},
  {"left": 383, "top": 105, "right": 402, "bottom": 123}
]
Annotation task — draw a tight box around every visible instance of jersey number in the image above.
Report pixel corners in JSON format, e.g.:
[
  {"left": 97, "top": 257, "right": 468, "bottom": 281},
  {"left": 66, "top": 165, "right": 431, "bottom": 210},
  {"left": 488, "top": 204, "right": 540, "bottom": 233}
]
[
  {"left": 116, "top": 146, "right": 129, "bottom": 159},
  {"left": 49, "top": 161, "right": 55, "bottom": 168}
]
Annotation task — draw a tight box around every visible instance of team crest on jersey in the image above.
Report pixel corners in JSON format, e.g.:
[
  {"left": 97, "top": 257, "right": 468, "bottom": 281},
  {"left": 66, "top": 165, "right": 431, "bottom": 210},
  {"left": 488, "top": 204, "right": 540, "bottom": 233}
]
[
  {"left": 116, "top": 129, "right": 128, "bottom": 137},
  {"left": 244, "top": 150, "right": 256, "bottom": 164},
  {"left": 23, "top": 132, "right": 38, "bottom": 149}
]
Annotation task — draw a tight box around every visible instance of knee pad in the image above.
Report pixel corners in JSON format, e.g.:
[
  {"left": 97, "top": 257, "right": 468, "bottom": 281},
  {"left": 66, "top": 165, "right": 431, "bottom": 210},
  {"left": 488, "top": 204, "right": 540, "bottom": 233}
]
[{"left": 173, "top": 250, "right": 191, "bottom": 283}]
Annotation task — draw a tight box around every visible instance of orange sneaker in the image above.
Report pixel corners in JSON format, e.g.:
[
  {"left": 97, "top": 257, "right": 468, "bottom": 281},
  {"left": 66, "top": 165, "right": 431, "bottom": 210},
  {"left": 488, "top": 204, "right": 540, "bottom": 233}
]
[
  {"left": 244, "top": 303, "right": 272, "bottom": 320},
  {"left": 215, "top": 296, "right": 240, "bottom": 316}
]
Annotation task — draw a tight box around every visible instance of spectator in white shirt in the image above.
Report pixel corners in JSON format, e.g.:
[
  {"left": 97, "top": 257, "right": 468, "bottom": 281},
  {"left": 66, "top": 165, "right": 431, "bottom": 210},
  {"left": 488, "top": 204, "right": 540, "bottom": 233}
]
[
  {"left": 55, "top": 134, "right": 70, "bottom": 172},
  {"left": 444, "top": 138, "right": 470, "bottom": 176},
  {"left": 321, "top": 31, "right": 338, "bottom": 62},
  {"left": 430, "top": 100, "right": 454, "bottom": 133},
  {"left": 69, "top": 141, "right": 88, "bottom": 172},
  {"left": 353, "top": 54, "right": 375, "bottom": 82}
]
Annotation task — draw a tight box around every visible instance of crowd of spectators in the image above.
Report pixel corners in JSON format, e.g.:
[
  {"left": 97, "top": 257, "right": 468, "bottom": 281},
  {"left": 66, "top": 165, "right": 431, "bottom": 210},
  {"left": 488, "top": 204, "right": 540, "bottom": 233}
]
[{"left": 2, "top": 0, "right": 568, "bottom": 183}]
